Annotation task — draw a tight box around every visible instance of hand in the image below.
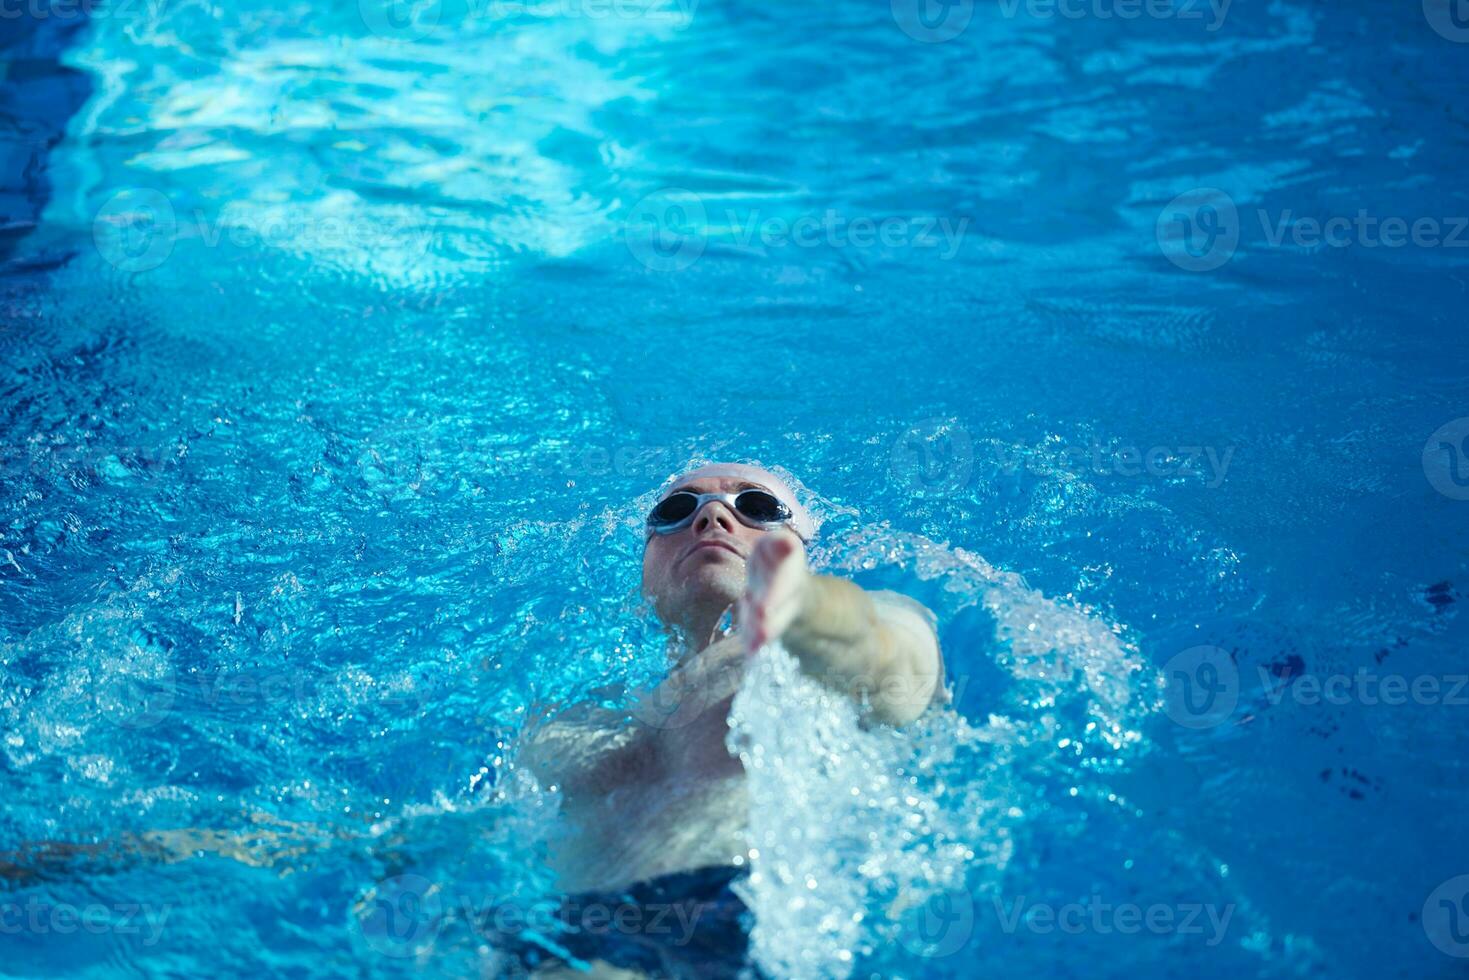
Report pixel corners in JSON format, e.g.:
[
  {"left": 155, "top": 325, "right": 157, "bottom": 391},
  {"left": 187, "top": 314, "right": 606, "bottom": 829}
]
[{"left": 738, "top": 528, "right": 809, "bottom": 656}]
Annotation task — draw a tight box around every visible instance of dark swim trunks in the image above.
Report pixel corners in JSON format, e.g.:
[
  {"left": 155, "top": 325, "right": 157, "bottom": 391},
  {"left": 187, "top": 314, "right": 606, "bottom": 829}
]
[{"left": 493, "top": 865, "right": 754, "bottom": 978}]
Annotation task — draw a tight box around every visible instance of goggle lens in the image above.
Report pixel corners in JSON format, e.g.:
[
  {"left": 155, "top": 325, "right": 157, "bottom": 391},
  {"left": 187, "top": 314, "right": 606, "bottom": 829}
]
[
  {"left": 733, "top": 489, "right": 786, "bottom": 523},
  {"left": 649, "top": 492, "right": 698, "bottom": 526},
  {"left": 646, "top": 489, "right": 793, "bottom": 532}
]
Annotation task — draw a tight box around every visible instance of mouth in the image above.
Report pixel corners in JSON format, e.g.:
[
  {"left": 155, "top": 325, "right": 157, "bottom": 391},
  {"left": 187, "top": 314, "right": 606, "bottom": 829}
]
[{"left": 679, "top": 540, "right": 744, "bottom": 564}]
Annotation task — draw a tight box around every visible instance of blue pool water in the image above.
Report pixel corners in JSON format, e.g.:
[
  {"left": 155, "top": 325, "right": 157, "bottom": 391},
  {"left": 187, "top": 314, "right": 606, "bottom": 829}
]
[{"left": 3, "top": 0, "right": 1468, "bottom": 976}]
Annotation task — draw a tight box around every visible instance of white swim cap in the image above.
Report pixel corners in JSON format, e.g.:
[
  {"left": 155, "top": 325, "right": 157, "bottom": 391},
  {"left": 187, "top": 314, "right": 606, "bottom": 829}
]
[{"left": 647, "top": 462, "right": 816, "bottom": 541}]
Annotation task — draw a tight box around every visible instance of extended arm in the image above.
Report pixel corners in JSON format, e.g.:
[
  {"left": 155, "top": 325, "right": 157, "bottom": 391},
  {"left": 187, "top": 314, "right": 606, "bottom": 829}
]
[
  {"left": 741, "top": 530, "right": 943, "bottom": 725},
  {"left": 0, "top": 814, "right": 335, "bottom": 883}
]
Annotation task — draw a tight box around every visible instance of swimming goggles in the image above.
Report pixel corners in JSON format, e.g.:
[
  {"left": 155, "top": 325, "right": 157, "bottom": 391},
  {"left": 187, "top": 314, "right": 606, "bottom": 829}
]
[{"left": 646, "top": 489, "right": 794, "bottom": 536}]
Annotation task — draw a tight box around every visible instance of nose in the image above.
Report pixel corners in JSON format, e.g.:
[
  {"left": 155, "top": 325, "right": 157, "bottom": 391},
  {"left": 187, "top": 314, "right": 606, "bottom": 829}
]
[{"left": 692, "top": 501, "right": 737, "bottom": 535}]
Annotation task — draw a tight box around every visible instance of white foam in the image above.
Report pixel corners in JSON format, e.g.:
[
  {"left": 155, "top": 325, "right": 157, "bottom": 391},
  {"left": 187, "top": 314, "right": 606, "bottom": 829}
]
[{"left": 726, "top": 525, "right": 1154, "bottom": 978}]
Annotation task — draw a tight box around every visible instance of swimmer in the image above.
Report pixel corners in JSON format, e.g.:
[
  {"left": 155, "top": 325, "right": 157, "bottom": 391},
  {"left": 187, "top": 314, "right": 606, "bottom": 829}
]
[
  {"left": 520, "top": 463, "right": 947, "bottom": 897},
  {"left": 6, "top": 463, "right": 945, "bottom": 977}
]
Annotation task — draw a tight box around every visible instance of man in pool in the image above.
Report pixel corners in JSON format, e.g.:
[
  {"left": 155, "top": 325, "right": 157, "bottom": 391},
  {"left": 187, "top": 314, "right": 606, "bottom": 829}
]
[
  {"left": 515, "top": 462, "right": 945, "bottom": 975},
  {"left": 4, "top": 463, "right": 945, "bottom": 976}
]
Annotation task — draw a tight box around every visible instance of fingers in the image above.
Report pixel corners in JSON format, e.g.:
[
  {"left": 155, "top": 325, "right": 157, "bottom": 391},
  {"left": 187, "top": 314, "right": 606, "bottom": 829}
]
[
  {"left": 741, "top": 531, "right": 808, "bottom": 656},
  {"left": 747, "top": 531, "right": 798, "bottom": 597}
]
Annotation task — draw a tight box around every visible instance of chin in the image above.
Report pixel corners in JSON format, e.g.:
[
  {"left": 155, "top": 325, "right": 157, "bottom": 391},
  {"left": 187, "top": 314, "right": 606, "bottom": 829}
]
[{"left": 681, "top": 563, "right": 744, "bottom": 608}]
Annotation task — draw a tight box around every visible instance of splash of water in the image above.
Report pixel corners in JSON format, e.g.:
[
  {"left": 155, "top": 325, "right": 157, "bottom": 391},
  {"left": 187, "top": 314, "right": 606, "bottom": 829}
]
[
  {"left": 726, "top": 525, "right": 1155, "bottom": 978},
  {"left": 727, "top": 643, "right": 988, "bottom": 978}
]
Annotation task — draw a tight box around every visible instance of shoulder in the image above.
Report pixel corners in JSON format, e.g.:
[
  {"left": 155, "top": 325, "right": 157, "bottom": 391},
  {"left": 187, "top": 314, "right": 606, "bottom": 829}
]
[
  {"left": 868, "top": 590, "right": 949, "bottom": 707},
  {"left": 869, "top": 590, "right": 938, "bottom": 633}
]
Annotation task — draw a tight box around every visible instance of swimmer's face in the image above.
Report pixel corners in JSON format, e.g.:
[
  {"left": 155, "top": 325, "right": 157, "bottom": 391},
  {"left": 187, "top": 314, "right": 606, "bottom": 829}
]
[{"left": 641, "top": 475, "right": 777, "bottom": 628}]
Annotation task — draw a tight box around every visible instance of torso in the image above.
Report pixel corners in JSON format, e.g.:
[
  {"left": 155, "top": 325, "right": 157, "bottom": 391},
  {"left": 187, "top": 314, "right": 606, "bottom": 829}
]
[{"left": 538, "top": 635, "right": 753, "bottom": 894}]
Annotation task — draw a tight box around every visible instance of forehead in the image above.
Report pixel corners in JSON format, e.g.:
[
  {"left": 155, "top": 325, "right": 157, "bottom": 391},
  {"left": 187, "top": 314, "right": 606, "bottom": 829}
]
[{"left": 666, "top": 476, "right": 768, "bottom": 496}]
